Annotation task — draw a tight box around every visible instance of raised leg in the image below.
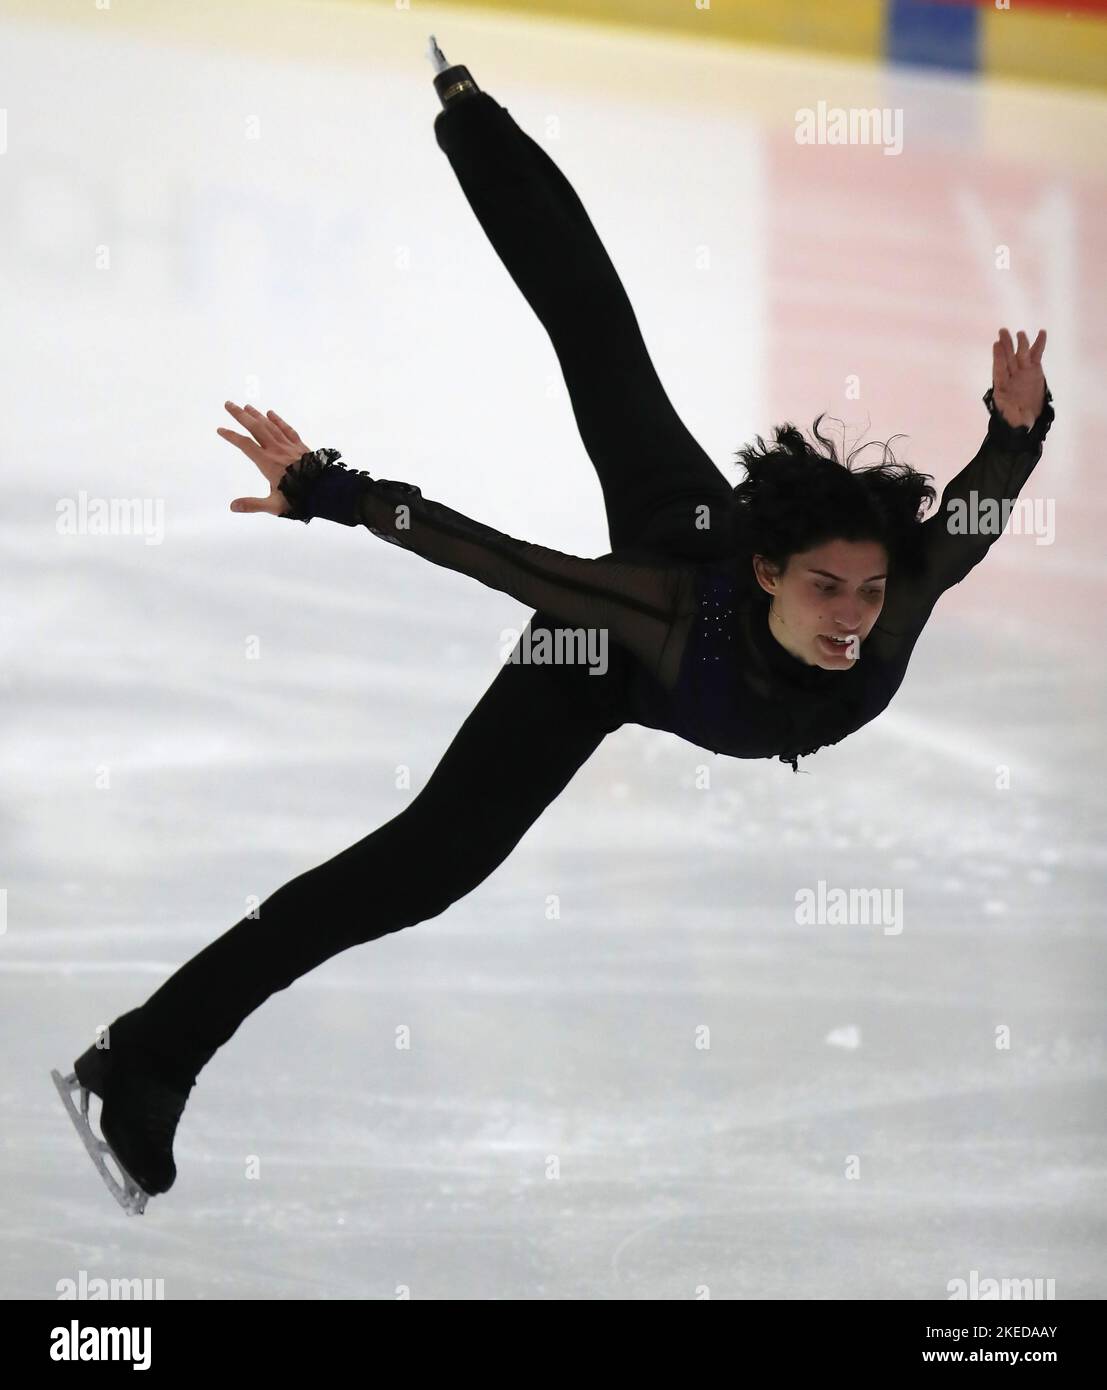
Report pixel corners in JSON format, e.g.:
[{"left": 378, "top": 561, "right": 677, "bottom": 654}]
[{"left": 434, "top": 93, "right": 736, "bottom": 559}]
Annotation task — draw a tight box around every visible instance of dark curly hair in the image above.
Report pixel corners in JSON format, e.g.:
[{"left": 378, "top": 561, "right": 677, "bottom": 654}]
[{"left": 731, "top": 414, "right": 937, "bottom": 582}]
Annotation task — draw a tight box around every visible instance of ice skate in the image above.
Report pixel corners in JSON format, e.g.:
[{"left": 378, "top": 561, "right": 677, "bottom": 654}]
[
  {"left": 426, "top": 34, "right": 481, "bottom": 111},
  {"left": 51, "top": 1011, "right": 194, "bottom": 1213}
]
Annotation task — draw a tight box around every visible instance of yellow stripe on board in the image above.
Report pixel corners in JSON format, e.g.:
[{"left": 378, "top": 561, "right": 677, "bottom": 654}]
[
  {"left": 422, "top": 0, "right": 887, "bottom": 62},
  {"left": 982, "top": 5, "right": 1107, "bottom": 94},
  {"left": 6, "top": 0, "right": 1105, "bottom": 95}
]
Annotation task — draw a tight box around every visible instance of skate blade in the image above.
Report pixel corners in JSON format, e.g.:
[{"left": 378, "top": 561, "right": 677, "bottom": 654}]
[{"left": 50, "top": 1067, "right": 150, "bottom": 1215}]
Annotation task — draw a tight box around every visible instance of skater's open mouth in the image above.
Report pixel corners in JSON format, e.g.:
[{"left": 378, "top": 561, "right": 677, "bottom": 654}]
[{"left": 817, "top": 633, "right": 858, "bottom": 656}]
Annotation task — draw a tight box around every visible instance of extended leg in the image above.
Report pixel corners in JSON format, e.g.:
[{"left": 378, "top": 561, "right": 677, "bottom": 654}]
[
  {"left": 116, "top": 646, "right": 620, "bottom": 1091},
  {"left": 434, "top": 92, "right": 736, "bottom": 557}
]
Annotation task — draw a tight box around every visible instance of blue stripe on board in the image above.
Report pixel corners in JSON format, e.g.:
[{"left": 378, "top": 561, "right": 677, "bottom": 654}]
[{"left": 886, "top": 0, "right": 980, "bottom": 74}]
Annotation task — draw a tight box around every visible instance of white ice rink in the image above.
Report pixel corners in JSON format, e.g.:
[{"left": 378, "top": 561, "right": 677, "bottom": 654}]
[{"left": 1, "top": 1, "right": 1104, "bottom": 1298}]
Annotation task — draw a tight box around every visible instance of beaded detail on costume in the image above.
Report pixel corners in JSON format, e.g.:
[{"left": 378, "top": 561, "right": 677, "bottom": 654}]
[
  {"left": 697, "top": 587, "right": 735, "bottom": 664},
  {"left": 653, "top": 562, "right": 870, "bottom": 774}
]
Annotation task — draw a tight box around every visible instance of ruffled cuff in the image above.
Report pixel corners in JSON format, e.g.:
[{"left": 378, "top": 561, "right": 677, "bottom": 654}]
[
  {"left": 277, "top": 448, "right": 374, "bottom": 526},
  {"left": 982, "top": 382, "right": 1054, "bottom": 450}
]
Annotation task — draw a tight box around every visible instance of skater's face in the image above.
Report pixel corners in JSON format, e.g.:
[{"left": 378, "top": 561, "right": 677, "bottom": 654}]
[{"left": 752, "top": 538, "right": 888, "bottom": 669}]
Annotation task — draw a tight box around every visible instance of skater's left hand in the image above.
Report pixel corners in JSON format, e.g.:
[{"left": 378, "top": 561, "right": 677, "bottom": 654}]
[
  {"left": 218, "top": 402, "right": 312, "bottom": 516},
  {"left": 991, "top": 328, "right": 1047, "bottom": 430}
]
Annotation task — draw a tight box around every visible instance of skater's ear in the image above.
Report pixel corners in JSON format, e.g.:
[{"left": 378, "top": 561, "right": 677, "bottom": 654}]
[{"left": 751, "top": 553, "right": 785, "bottom": 596}]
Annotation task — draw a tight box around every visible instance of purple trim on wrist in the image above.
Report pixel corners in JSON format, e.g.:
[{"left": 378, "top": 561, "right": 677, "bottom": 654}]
[
  {"left": 278, "top": 448, "right": 374, "bottom": 525},
  {"left": 305, "top": 465, "right": 370, "bottom": 526}
]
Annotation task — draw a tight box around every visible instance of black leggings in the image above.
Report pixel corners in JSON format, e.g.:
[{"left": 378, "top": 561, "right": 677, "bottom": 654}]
[{"left": 132, "top": 92, "right": 739, "bottom": 1089}]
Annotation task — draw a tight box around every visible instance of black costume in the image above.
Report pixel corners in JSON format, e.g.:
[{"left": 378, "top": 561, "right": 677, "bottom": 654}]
[{"left": 112, "top": 91, "right": 1054, "bottom": 1100}]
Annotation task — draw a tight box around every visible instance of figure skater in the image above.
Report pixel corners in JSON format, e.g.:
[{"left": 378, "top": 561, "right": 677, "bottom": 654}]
[{"left": 53, "top": 38, "right": 1053, "bottom": 1213}]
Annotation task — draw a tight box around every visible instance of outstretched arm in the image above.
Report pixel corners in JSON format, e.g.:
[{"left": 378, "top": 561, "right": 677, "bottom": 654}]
[
  {"left": 867, "top": 328, "right": 1052, "bottom": 664},
  {"left": 217, "top": 402, "right": 698, "bottom": 689}
]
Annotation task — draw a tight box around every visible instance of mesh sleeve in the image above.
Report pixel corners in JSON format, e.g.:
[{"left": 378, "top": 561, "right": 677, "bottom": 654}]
[
  {"left": 277, "top": 451, "right": 698, "bottom": 690},
  {"left": 866, "top": 384, "right": 1055, "bottom": 666}
]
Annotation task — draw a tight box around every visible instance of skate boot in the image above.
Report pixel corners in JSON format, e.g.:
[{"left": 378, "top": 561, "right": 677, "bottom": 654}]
[
  {"left": 426, "top": 34, "right": 481, "bottom": 111},
  {"left": 52, "top": 1007, "right": 195, "bottom": 1212}
]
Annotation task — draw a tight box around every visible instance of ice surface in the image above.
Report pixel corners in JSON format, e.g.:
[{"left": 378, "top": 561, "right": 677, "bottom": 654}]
[{"left": 1, "top": 3, "right": 1103, "bottom": 1300}]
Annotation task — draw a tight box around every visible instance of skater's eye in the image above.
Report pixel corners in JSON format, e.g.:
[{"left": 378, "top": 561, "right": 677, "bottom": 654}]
[{"left": 815, "top": 581, "right": 883, "bottom": 597}]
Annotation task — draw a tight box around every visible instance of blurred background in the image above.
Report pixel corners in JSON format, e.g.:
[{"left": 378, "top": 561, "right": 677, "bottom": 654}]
[{"left": 1, "top": 0, "right": 1104, "bottom": 1298}]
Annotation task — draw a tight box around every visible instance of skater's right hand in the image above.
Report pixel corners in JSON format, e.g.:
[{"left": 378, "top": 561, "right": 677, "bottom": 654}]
[
  {"left": 991, "top": 329, "right": 1047, "bottom": 430},
  {"left": 218, "top": 402, "right": 312, "bottom": 516}
]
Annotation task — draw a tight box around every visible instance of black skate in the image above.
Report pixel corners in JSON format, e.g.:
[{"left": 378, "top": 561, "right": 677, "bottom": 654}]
[
  {"left": 51, "top": 1013, "right": 194, "bottom": 1214},
  {"left": 427, "top": 34, "right": 481, "bottom": 110}
]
